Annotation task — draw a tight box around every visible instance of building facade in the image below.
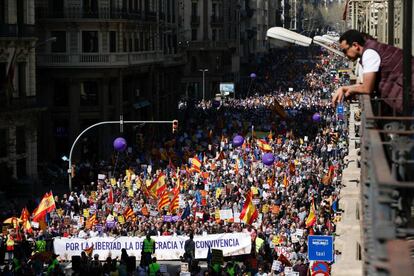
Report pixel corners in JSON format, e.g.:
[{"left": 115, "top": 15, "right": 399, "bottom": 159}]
[
  {"left": 177, "top": 0, "right": 241, "bottom": 100},
  {"left": 0, "top": 0, "right": 39, "bottom": 191},
  {"left": 35, "top": 0, "right": 184, "bottom": 163}
]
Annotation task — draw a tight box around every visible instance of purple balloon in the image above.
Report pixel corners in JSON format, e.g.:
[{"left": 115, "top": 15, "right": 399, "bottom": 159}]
[
  {"left": 250, "top": 73, "right": 257, "bottom": 79},
  {"left": 113, "top": 137, "right": 127, "bottom": 152},
  {"left": 232, "top": 135, "right": 244, "bottom": 147},
  {"left": 262, "top": 153, "right": 275, "bottom": 166},
  {"left": 312, "top": 113, "right": 321, "bottom": 122},
  {"left": 212, "top": 100, "right": 221, "bottom": 108}
]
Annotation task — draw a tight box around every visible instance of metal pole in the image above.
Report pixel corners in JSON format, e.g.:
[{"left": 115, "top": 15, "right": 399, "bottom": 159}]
[
  {"left": 388, "top": 0, "right": 394, "bottom": 45},
  {"left": 403, "top": 0, "right": 412, "bottom": 116},
  {"left": 68, "top": 120, "right": 176, "bottom": 191},
  {"left": 203, "top": 70, "right": 205, "bottom": 101}
]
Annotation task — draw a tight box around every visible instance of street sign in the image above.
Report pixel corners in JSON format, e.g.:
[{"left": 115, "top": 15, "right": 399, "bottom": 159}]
[{"left": 308, "top": 235, "right": 334, "bottom": 262}]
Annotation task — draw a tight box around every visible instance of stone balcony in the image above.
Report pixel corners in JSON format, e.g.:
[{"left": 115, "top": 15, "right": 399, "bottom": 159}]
[{"left": 36, "top": 51, "right": 164, "bottom": 68}]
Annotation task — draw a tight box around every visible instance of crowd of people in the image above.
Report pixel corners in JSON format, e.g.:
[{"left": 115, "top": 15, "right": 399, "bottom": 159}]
[{"left": 0, "top": 47, "right": 350, "bottom": 275}]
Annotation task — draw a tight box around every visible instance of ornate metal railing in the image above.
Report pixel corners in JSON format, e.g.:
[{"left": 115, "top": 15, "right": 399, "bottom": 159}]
[{"left": 360, "top": 95, "right": 414, "bottom": 275}]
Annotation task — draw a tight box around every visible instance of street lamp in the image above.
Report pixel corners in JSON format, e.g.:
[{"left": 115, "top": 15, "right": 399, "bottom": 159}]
[
  {"left": 198, "top": 69, "right": 208, "bottom": 101},
  {"left": 67, "top": 119, "right": 178, "bottom": 191},
  {"left": 266, "top": 27, "right": 345, "bottom": 57}
]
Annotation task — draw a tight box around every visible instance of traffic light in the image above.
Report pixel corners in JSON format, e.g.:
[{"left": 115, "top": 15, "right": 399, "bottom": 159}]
[{"left": 172, "top": 120, "right": 178, "bottom": 133}]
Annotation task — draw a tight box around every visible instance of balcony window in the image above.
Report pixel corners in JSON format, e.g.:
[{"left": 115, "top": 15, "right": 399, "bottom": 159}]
[
  {"left": 109, "top": 31, "right": 117, "bottom": 52},
  {"left": 16, "top": 126, "right": 25, "bottom": 154},
  {"left": 191, "top": 29, "right": 197, "bottom": 41},
  {"left": 51, "top": 31, "right": 67, "bottom": 53},
  {"left": 82, "top": 31, "right": 99, "bottom": 53},
  {"left": 212, "top": 29, "right": 217, "bottom": 41},
  {"left": 53, "top": 80, "right": 69, "bottom": 106},
  {"left": 17, "top": 63, "right": 26, "bottom": 97},
  {"left": 16, "top": 158, "right": 26, "bottom": 178},
  {"left": 83, "top": 0, "right": 99, "bottom": 18},
  {"left": 0, "top": 63, "right": 6, "bottom": 99},
  {"left": 0, "top": 129, "right": 7, "bottom": 158},
  {"left": 48, "top": 0, "right": 64, "bottom": 18},
  {"left": 0, "top": 0, "right": 5, "bottom": 24},
  {"left": 191, "top": 2, "right": 197, "bottom": 17},
  {"left": 80, "top": 81, "right": 98, "bottom": 106}
]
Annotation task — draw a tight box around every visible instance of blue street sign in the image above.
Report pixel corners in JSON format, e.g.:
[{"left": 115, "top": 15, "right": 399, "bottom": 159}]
[
  {"left": 308, "top": 235, "right": 334, "bottom": 262},
  {"left": 336, "top": 103, "right": 344, "bottom": 115}
]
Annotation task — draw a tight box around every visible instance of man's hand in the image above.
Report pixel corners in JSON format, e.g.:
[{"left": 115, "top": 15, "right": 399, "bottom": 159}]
[{"left": 332, "top": 87, "right": 349, "bottom": 107}]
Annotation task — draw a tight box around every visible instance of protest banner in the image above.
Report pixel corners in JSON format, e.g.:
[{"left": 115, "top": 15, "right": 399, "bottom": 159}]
[{"left": 54, "top": 233, "right": 251, "bottom": 261}]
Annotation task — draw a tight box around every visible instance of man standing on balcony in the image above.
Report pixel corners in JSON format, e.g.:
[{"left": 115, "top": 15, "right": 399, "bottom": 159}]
[{"left": 332, "top": 29, "right": 413, "bottom": 114}]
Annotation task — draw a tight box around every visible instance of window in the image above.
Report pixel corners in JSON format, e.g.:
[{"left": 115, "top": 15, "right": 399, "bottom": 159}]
[
  {"left": 80, "top": 81, "right": 98, "bottom": 106},
  {"left": 83, "top": 0, "right": 99, "bottom": 17},
  {"left": 16, "top": 158, "right": 26, "bottom": 178},
  {"left": 212, "top": 3, "right": 217, "bottom": 17},
  {"left": 53, "top": 80, "right": 69, "bottom": 106},
  {"left": 0, "top": 129, "right": 7, "bottom": 158},
  {"left": 16, "top": 126, "right": 25, "bottom": 154},
  {"left": 191, "top": 29, "right": 197, "bottom": 41},
  {"left": 82, "top": 31, "right": 99, "bottom": 53},
  {"left": 191, "top": 2, "right": 197, "bottom": 16},
  {"left": 17, "top": 63, "right": 26, "bottom": 97},
  {"left": 109, "top": 31, "right": 117, "bottom": 52},
  {"left": 0, "top": 0, "right": 5, "bottom": 24},
  {"left": 0, "top": 63, "right": 6, "bottom": 98},
  {"left": 212, "top": 29, "right": 217, "bottom": 41},
  {"left": 134, "top": 38, "right": 139, "bottom": 51},
  {"left": 49, "top": 0, "right": 64, "bottom": 18},
  {"left": 51, "top": 31, "right": 66, "bottom": 53}
]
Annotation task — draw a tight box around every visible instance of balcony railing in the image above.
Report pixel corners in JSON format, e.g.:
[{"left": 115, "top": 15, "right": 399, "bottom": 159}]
[
  {"left": 35, "top": 7, "right": 143, "bottom": 20},
  {"left": 359, "top": 95, "right": 414, "bottom": 275},
  {"left": 0, "top": 93, "right": 40, "bottom": 110},
  {"left": 179, "top": 41, "right": 229, "bottom": 50},
  {"left": 36, "top": 51, "right": 164, "bottom": 68}
]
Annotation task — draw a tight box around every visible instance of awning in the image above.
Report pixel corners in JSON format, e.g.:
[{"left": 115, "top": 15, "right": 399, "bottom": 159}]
[{"left": 133, "top": 100, "right": 151, "bottom": 109}]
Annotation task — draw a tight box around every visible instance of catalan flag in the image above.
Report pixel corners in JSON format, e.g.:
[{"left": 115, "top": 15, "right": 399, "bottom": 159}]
[
  {"left": 84, "top": 244, "right": 94, "bottom": 257},
  {"left": 256, "top": 139, "right": 272, "bottom": 152},
  {"left": 20, "top": 207, "right": 32, "bottom": 233},
  {"left": 239, "top": 191, "right": 258, "bottom": 225},
  {"left": 123, "top": 206, "right": 135, "bottom": 221},
  {"left": 169, "top": 190, "right": 180, "bottom": 213},
  {"left": 32, "top": 192, "right": 56, "bottom": 222},
  {"left": 306, "top": 198, "right": 317, "bottom": 228},
  {"left": 158, "top": 191, "right": 170, "bottom": 211},
  {"left": 86, "top": 214, "right": 98, "bottom": 229}
]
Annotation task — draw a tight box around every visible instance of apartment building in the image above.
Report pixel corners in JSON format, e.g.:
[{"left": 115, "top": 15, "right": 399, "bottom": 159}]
[
  {"left": 0, "top": 0, "right": 39, "bottom": 191},
  {"left": 35, "top": 0, "right": 184, "bottom": 162},
  {"left": 178, "top": 0, "right": 240, "bottom": 100}
]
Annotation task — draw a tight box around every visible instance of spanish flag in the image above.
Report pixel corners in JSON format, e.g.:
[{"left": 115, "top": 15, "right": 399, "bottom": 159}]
[
  {"left": 148, "top": 173, "right": 165, "bottom": 198},
  {"left": 239, "top": 191, "right": 258, "bottom": 225},
  {"left": 32, "top": 192, "right": 56, "bottom": 222},
  {"left": 306, "top": 198, "right": 317, "bottom": 228},
  {"left": 256, "top": 139, "right": 272, "bottom": 152},
  {"left": 191, "top": 155, "right": 202, "bottom": 173}
]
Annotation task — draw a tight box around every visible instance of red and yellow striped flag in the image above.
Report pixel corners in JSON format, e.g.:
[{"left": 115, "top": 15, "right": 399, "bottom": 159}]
[
  {"left": 123, "top": 206, "right": 135, "bottom": 221},
  {"left": 169, "top": 190, "right": 180, "bottom": 213},
  {"left": 239, "top": 191, "right": 258, "bottom": 225},
  {"left": 32, "top": 192, "right": 56, "bottom": 222},
  {"left": 306, "top": 198, "right": 317, "bottom": 228},
  {"left": 158, "top": 191, "right": 170, "bottom": 211},
  {"left": 256, "top": 139, "right": 272, "bottom": 152}
]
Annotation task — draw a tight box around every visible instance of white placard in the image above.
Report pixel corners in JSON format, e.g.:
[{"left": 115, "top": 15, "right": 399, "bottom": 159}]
[
  {"left": 219, "top": 209, "right": 233, "bottom": 220},
  {"left": 272, "top": 260, "right": 282, "bottom": 271}
]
